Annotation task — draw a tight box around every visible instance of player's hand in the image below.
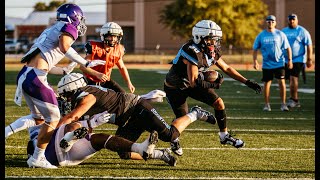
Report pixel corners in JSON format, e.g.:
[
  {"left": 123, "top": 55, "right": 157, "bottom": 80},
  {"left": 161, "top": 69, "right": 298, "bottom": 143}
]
[
  {"left": 95, "top": 72, "right": 108, "bottom": 82},
  {"left": 210, "top": 73, "right": 223, "bottom": 89},
  {"left": 86, "top": 60, "right": 106, "bottom": 68},
  {"left": 90, "top": 111, "right": 116, "bottom": 124},
  {"left": 127, "top": 83, "right": 135, "bottom": 93},
  {"left": 245, "top": 80, "right": 262, "bottom": 94}
]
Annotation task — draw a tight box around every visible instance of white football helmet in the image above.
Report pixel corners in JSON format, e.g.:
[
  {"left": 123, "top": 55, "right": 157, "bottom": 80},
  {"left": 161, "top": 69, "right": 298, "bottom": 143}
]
[
  {"left": 57, "top": 73, "right": 87, "bottom": 95},
  {"left": 192, "top": 20, "right": 222, "bottom": 44},
  {"left": 100, "top": 22, "right": 123, "bottom": 46}
]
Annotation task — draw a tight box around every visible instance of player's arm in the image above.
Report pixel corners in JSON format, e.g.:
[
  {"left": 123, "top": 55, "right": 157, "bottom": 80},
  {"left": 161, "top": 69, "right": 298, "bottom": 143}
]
[
  {"left": 183, "top": 59, "right": 198, "bottom": 88},
  {"left": 116, "top": 59, "right": 135, "bottom": 93},
  {"left": 57, "top": 94, "right": 97, "bottom": 128},
  {"left": 79, "top": 44, "right": 108, "bottom": 82},
  {"left": 216, "top": 58, "right": 261, "bottom": 94},
  {"left": 216, "top": 58, "right": 247, "bottom": 83}
]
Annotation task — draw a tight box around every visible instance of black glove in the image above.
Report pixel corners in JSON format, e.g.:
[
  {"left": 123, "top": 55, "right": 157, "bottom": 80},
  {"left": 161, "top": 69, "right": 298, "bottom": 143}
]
[{"left": 245, "top": 80, "right": 262, "bottom": 94}]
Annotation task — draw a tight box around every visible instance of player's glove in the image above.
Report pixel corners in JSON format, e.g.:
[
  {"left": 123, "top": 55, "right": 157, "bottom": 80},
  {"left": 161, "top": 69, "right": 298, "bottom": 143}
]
[
  {"left": 245, "top": 80, "right": 262, "bottom": 94},
  {"left": 89, "top": 111, "right": 116, "bottom": 127},
  {"left": 85, "top": 60, "right": 106, "bottom": 68}
]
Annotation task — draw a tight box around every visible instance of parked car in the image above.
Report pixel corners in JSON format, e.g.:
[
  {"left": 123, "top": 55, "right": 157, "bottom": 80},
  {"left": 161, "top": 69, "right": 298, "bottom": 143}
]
[{"left": 5, "top": 39, "right": 21, "bottom": 54}]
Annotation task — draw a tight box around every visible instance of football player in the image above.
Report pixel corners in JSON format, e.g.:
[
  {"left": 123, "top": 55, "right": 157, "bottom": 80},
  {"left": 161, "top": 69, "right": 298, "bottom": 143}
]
[
  {"left": 26, "top": 113, "right": 160, "bottom": 167},
  {"left": 79, "top": 22, "right": 135, "bottom": 93},
  {"left": 14, "top": 3, "right": 106, "bottom": 168},
  {"left": 164, "top": 20, "right": 262, "bottom": 156},
  {"left": 55, "top": 73, "right": 216, "bottom": 166}
]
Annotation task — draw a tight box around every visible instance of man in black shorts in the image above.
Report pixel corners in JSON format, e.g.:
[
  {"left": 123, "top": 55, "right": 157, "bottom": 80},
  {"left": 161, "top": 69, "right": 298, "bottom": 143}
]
[
  {"left": 56, "top": 73, "right": 216, "bottom": 166},
  {"left": 164, "top": 20, "right": 262, "bottom": 156}
]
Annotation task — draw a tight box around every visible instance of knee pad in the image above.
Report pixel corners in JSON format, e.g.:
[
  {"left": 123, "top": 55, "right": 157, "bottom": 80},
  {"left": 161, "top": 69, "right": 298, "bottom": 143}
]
[
  {"left": 215, "top": 109, "right": 227, "bottom": 129},
  {"left": 117, "top": 151, "right": 131, "bottom": 159}
]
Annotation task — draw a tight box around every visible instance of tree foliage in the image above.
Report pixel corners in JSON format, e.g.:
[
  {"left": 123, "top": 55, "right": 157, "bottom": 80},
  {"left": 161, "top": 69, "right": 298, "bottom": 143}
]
[
  {"left": 34, "top": 0, "right": 66, "bottom": 12},
  {"left": 159, "top": 0, "right": 268, "bottom": 49}
]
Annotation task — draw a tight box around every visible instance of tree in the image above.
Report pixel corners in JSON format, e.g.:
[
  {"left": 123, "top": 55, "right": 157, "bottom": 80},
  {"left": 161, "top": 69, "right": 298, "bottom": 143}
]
[
  {"left": 159, "top": 0, "right": 268, "bottom": 49},
  {"left": 34, "top": 0, "right": 66, "bottom": 11}
]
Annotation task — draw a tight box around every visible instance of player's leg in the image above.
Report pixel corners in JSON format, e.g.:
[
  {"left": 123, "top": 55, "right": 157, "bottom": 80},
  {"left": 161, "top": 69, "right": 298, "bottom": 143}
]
[
  {"left": 22, "top": 68, "right": 59, "bottom": 168},
  {"left": 190, "top": 83, "right": 244, "bottom": 148},
  {"left": 5, "top": 115, "right": 36, "bottom": 139},
  {"left": 163, "top": 85, "right": 189, "bottom": 155},
  {"left": 91, "top": 130, "right": 159, "bottom": 161}
]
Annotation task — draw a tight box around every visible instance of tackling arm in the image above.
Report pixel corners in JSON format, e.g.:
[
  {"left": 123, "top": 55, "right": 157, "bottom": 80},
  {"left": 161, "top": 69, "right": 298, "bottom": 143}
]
[{"left": 57, "top": 94, "right": 97, "bottom": 128}]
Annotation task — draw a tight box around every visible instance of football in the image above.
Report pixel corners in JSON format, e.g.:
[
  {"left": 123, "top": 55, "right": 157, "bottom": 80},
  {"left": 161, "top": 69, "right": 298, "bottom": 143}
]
[{"left": 199, "top": 70, "right": 219, "bottom": 83}]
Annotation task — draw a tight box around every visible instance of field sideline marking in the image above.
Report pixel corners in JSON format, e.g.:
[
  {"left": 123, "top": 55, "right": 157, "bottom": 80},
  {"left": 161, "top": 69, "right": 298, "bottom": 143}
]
[
  {"left": 4, "top": 176, "right": 315, "bottom": 180},
  {"left": 5, "top": 145, "right": 315, "bottom": 151}
]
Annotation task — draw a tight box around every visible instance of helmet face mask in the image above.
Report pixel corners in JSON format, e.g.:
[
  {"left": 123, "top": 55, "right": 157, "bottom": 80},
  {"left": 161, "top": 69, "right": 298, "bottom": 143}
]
[
  {"left": 56, "top": 3, "right": 87, "bottom": 36},
  {"left": 57, "top": 73, "right": 87, "bottom": 97},
  {"left": 192, "top": 20, "right": 223, "bottom": 59},
  {"left": 100, "top": 22, "right": 123, "bottom": 46}
]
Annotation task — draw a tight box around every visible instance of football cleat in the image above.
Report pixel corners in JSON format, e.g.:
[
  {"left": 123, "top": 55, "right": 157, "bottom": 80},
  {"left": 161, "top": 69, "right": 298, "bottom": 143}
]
[
  {"left": 160, "top": 148, "right": 177, "bottom": 166},
  {"left": 60, "top": 127, "right": 88, "bottom": 152},
  {"left": 220, "top": 133, "right": 244, "bottom": 148},
  {"left": 170, "top": 139, "right": 183, "bottom": 156},
  {"left": 27, "top": 156, "right": 57, "bottom": 169},
  {"left": 190, "top": 106, "right": 216, "bottom": 124},
  {"left": 142, "top": 130, "right": 159, "bottom": 161}
]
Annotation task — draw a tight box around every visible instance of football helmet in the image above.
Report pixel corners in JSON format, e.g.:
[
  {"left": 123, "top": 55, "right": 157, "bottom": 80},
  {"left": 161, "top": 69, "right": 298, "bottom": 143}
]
[
  {"left": 56, "top": 3, "right": 87, "bottom": 36},
  {"left": 192, "top": 20, "right": 222, "bottom": 59},
  {"left": 100, "top": 22, "right": 123, "bottom": 46},
  {"left": 57, "top": 73, "right": 87, "bottom": 95}
]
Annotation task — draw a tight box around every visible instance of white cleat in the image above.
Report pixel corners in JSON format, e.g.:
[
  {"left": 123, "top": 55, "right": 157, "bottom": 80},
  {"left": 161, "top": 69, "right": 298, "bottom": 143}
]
[
  {"left": 142, "top": 130, "right": 159, "bottom": 161},
  {"left": 27, "top": 156, "right": 57, "bottom": 169},
  {"left": 60, "top": 127, "right": 88, "bottom": 152}
]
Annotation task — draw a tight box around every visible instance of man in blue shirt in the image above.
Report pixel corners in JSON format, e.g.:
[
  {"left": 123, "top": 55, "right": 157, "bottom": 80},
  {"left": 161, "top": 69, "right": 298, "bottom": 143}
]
[
  {"left": 282, "top": 14, "right": 313, "bottom": 108},
  {"left": 253, "top": 15, "right": 293, "bottom": 111}
]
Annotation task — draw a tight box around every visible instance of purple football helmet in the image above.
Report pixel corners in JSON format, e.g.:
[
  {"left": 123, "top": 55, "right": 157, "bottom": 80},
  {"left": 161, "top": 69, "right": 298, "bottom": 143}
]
[{"left": 56, "top": 3, "right": 87, "bottom": 36}]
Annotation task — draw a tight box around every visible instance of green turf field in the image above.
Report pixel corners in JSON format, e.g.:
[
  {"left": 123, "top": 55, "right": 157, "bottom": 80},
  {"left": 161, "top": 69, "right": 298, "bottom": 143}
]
[{"left": 5, "top": 67, "right": 315, "bottom": 179}]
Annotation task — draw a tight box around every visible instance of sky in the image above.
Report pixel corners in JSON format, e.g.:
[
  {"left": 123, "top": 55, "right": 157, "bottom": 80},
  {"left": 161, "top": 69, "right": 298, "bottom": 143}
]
[{"left": 5, "top": 0, "right": 106, "bottom": 18}]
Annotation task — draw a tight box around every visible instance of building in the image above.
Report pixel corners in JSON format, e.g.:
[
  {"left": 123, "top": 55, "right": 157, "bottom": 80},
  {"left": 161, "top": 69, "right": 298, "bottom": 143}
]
[
  {"left": 14, "top": 11, "right": 106, "bottom": 52},
  {"left": 107, "top": 0, "right": 315, "bottom": 53},
  {"left": 10, "top": 0, "right": 315, "bottom": 54}
]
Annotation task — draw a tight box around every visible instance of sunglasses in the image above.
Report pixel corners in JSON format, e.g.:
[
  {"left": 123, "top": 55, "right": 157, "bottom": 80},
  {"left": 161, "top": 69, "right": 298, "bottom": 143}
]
[{"left": 266, "top": 20, "right": 275, "bottom": 23}]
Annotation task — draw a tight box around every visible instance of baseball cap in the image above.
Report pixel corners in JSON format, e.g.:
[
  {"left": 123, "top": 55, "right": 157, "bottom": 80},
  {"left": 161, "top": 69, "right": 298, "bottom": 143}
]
[
  {"left": 266, "top": 15, "right": 276, "bottom": 21},
  {"left": 288, "top": 13, "right": 298, "bottom": 20}
]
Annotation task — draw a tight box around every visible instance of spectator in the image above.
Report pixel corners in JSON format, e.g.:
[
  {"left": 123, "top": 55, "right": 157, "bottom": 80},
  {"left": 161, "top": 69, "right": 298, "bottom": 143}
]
[
  {"left": 282, "top": 13, "right": 313, "bottom": 108},
  {"left": 253, "top": 15, "right": 293, "bottom": 111}
]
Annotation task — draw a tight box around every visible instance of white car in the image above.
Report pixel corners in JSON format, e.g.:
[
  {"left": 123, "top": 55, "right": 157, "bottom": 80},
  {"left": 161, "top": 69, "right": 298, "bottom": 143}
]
[{"left": 5, "top": 39, "right": 21, "bottom": 54}]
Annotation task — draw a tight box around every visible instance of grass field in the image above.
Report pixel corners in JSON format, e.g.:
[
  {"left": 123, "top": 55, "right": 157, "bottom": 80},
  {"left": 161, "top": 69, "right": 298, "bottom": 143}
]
[{"left": 5, "top": 65, "right": 315, "bottom": 179}]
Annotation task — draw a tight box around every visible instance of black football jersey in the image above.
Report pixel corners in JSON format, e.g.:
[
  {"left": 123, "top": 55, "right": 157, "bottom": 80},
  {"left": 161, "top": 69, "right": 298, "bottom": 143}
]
[
  {"left": 71, "top": 85, "right": 139, "bottom": 120},
  {"left": 165, "top": 41, "right": 218, "bottom": 88}
]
